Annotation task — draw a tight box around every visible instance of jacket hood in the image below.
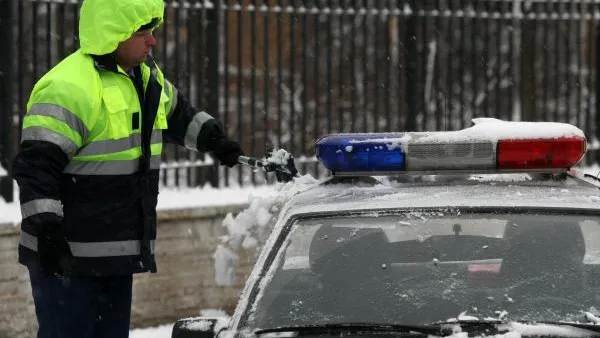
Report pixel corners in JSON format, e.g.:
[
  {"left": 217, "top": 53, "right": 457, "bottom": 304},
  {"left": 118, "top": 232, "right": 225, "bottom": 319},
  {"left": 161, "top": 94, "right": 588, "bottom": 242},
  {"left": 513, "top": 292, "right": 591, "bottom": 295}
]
[{"left": 79, "top": 0, "right": 164, "bottom": 55}]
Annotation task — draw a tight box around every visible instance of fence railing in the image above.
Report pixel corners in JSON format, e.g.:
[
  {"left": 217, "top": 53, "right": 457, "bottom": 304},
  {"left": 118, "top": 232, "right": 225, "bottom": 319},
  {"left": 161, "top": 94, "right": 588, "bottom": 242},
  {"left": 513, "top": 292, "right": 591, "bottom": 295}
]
[{"left": 1, "top": 0, "right": 600, "bottom": 203}]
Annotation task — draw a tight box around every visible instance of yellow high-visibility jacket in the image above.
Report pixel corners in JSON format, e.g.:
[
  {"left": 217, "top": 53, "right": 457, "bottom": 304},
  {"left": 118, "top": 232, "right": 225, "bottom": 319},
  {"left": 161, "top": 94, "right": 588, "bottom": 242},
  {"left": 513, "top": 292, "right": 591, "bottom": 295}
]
[{"left": 13, "top": 0, "right": 230, "bottom": 275}]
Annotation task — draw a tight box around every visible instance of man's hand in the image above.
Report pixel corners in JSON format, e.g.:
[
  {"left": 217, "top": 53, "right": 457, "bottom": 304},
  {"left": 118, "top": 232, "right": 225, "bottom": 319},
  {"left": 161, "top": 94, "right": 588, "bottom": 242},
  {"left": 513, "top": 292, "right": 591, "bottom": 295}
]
[
  {"left": 212, "top": 139, "right": 244, "bottom": 167},
  {"left": 38, "top": 226, "right": 73, "bottom": 277}
]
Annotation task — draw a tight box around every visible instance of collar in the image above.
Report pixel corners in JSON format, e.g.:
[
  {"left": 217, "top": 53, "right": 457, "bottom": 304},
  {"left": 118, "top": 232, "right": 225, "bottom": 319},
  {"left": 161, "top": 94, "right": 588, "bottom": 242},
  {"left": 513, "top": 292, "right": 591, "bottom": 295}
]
[
  {"left": 91, "top": 54, "right": 119, "bottom": 72},
  {"left": 91, "top": 53, "right": 157, "bottom": 78}
]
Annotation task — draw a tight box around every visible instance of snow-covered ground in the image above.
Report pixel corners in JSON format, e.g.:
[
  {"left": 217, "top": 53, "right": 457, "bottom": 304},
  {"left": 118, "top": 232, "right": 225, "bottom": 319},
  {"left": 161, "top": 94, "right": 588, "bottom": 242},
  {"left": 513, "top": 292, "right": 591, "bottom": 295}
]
[
  {"left": 129, "top": 323, "right": 173, "bottom": 338},
  {"left": 0, "top": 181, "right": 277, "bottom": 226}
]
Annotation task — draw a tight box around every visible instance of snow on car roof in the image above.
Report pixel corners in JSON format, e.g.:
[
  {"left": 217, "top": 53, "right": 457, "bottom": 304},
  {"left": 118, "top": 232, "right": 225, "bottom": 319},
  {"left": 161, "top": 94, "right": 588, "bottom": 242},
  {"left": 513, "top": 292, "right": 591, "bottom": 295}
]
[
  {"left": 348, "top": 118, "right": 586, "bottom": 145},
  {"left": 413, "top": 117, "right": 585, "bottom": 142},
  {"left": 283, "top": 174, "right": 600, "bottom": 216}
]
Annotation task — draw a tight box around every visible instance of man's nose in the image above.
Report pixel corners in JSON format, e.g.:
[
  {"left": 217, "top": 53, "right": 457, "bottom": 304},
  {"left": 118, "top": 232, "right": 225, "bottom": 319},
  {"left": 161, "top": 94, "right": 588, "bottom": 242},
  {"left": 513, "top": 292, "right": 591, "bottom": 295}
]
[{"left": 146, "top": 34, "right": 157, "bottom": 47}]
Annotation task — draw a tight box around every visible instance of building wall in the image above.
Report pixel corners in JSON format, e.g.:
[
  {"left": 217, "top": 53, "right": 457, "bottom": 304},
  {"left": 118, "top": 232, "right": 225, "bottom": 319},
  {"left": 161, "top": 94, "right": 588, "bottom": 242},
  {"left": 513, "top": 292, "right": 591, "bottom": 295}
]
[{"left": 0, "top": 203, "right": 256, "bottom": 338}]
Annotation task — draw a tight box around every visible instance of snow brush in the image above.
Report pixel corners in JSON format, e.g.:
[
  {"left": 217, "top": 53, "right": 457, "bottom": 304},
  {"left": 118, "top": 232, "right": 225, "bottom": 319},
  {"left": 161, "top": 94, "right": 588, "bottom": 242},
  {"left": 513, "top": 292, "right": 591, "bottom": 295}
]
[{"left": 238, "top": 149, "right": 299, "bottom": 183}]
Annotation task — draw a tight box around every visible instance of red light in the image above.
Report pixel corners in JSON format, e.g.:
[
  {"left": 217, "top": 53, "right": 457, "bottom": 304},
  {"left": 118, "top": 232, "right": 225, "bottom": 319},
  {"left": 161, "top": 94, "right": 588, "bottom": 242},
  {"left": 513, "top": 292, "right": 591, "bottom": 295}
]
[{"left": 497, "top": 137, "right": 586, "bottom": 170}]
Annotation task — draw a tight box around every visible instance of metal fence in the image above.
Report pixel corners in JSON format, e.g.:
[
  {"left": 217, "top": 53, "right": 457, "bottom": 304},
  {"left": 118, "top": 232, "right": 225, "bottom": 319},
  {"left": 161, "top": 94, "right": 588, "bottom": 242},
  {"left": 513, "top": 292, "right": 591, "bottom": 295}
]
[{"left": 1, "top": 0, "right": 600, "bottom": 203}]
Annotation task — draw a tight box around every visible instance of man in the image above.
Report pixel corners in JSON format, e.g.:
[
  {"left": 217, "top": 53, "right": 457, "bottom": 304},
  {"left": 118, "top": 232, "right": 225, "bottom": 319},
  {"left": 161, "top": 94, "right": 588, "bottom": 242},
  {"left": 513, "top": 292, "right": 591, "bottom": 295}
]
[{"left": 11, "top": 0, "right": 243, "bottom": 337}]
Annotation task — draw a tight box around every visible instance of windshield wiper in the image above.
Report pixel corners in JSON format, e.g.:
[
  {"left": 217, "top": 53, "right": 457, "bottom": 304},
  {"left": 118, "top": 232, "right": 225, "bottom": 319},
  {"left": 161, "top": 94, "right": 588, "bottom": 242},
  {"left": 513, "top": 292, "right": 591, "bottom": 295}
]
[
  {"left": 431, "top": 319, "right": 506, "bottom": 336},
  {"left": 255, "top": 322, "right": 449, "bottom": 336},
  {"left": 256, "top": 320, "right": 600, "bottom": 337}
]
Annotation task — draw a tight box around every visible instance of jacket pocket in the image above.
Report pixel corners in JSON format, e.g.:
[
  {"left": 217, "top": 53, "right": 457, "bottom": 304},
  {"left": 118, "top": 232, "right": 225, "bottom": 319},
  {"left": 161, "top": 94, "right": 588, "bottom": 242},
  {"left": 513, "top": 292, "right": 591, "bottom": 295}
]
[
  {"left": 102, "top": 86, "right": 131, "bottom": 139},
  {"left": 153, "top": 90, "right": 169, "bottom": 130}
]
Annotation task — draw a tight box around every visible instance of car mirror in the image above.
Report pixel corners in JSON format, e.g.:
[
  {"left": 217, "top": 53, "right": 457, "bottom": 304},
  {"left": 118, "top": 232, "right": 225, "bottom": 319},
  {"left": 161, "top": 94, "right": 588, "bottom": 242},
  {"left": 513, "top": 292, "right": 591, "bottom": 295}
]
[{"left": 171, "top": 316, "right": 229, "bottom": 338}]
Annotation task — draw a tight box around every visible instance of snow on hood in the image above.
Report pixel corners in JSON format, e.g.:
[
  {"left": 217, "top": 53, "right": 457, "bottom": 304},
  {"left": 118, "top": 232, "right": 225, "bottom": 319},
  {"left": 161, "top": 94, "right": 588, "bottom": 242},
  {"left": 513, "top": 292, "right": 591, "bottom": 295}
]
[
  {"left": 213, "top": 175, "right": 321, "bottom": 286},
  {"left": 438, "top": 312, "right": 600, "bottom": 338},
  {"left": 433, "top": 322, "right": 600, "bottom": 338},
  {"left": 79, "top": 0, "right": 164, "bottom": 55},
  {"left": 498, "top": 322, "right": 600, "bottom": 338}
]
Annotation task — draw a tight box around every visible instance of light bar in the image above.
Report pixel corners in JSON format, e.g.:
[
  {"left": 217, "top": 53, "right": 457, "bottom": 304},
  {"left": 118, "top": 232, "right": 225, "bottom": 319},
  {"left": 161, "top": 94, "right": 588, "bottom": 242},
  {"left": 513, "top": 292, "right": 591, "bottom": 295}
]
[
  {"left": 315, "top": 133, "right": 406, "bottom": 173},
  {"left": 315, "top": 131, "right": 587, "bottom": 175}
]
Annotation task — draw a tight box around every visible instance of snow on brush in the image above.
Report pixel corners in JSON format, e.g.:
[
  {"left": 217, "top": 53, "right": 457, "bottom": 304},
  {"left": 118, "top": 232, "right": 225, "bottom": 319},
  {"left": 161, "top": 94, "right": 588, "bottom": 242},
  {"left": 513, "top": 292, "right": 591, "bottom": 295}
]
[
  {"left": 213, "top": 174, "right": 320, "bottom": 286},
  {"left": 265, "top": 148, "right": 292, "bottom": 165}
]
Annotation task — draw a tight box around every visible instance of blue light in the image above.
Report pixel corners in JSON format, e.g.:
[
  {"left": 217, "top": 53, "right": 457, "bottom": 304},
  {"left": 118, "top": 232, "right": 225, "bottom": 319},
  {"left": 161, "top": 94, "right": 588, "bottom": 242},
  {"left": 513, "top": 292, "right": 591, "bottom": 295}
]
[{"left": 316, "top": 134, "right": 406, "bottom": 173}]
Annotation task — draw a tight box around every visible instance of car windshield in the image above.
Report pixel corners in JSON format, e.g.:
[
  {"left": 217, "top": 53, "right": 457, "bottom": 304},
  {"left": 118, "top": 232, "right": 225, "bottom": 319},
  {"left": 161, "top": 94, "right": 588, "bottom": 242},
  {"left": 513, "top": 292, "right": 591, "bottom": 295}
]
[{"left": 244, "top": 209, "right": 600, "bottom": 330}]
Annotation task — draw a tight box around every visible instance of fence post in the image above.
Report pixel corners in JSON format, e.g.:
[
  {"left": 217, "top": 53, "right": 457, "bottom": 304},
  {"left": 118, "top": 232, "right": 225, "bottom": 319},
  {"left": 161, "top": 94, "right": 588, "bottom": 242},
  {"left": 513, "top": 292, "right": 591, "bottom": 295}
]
[
  {"left": 596, "top": 20, "right": 600, "bottom": 144},
  {"left": 520, "top": 8, "right": 535, "bottom": 122},
  {"left": 404, "top": 0, "right": 418, "bottom": 131},
  {"left": 206, "top": 0, "right": 220, "bottom": 187},
  {"left": 0, "top": 0, "right": 14, "bottom": 203}
]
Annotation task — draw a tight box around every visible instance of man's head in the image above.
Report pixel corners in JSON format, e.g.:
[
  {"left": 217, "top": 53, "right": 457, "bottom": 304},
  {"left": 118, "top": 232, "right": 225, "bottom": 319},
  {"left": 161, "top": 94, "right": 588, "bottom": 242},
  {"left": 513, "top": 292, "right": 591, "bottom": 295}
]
[
  {"left": 114, "top": 19, "right": 159, "bottom": 71},
  {"left": 79, "top": 0, "right": 164, "bottom": 61}
]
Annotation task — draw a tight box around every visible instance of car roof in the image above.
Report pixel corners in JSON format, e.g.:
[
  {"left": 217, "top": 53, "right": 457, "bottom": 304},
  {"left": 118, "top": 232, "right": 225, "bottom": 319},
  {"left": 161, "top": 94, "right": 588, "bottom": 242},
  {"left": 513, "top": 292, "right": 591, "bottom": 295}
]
[{"left": 282, "top": 170, "right": 600, "bottom": 217}]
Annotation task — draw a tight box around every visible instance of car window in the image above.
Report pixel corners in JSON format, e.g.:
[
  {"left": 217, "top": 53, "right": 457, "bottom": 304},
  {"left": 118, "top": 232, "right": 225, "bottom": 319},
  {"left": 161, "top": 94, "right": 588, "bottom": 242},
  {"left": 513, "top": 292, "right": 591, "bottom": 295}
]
[{"left": 246, "top": 210, "right": 600, "bottom": 329}]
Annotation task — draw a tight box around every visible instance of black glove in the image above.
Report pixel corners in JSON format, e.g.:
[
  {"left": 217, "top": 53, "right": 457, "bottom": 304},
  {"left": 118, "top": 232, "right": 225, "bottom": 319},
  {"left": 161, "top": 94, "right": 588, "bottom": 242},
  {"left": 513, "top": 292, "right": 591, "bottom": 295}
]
[
  {"left": 38, "top": 225, "right": 72, "bottom": 276},
  {"left": 212, "top": 139, "right": 244, "bottom": 167}
]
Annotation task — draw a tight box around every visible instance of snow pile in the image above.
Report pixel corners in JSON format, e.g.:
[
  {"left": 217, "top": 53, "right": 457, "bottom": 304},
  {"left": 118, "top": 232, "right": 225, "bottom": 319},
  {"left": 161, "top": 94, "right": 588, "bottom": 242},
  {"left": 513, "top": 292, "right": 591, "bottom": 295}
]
[
  {"left": 434, "top": 323, "right": 596, "bottom": 338},
  {"left": 213, "top": 174, "right": 320, "bottom": 286},
  {"left": 437, "top": 314, "right": 600, "bottom": 338},
  {"left": 499, "top": 322, "right": 598, "bottom": 338},
  {"left": 0, "top": 180, "right": 19, "bottom": 226},
  {"left": 0, "top": 163, "right": 6, "bottom": 177},
  {"left": 585, "top": 311, "right": 600, "bottom": 324}
]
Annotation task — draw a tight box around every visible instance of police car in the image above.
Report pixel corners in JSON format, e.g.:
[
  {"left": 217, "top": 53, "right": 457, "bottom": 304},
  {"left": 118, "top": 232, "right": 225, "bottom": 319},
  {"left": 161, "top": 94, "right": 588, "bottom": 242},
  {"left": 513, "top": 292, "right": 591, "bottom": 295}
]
[{"left": 172, "top": 119, "right": 600, "bottom": 338}]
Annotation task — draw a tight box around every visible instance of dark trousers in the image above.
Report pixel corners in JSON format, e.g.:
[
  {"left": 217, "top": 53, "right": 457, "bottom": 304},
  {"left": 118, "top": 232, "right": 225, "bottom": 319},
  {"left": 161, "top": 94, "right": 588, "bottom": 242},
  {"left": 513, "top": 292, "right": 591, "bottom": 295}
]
[{"left": 28, "top": 264, "right": 133, "bottom": 338}]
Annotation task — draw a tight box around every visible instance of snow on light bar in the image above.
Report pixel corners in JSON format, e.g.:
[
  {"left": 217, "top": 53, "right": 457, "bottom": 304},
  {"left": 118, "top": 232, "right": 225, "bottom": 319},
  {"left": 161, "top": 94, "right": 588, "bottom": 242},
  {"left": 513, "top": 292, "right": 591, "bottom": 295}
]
[{"left": 315, "top": 119, "right": 587, "bottom": 175}]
